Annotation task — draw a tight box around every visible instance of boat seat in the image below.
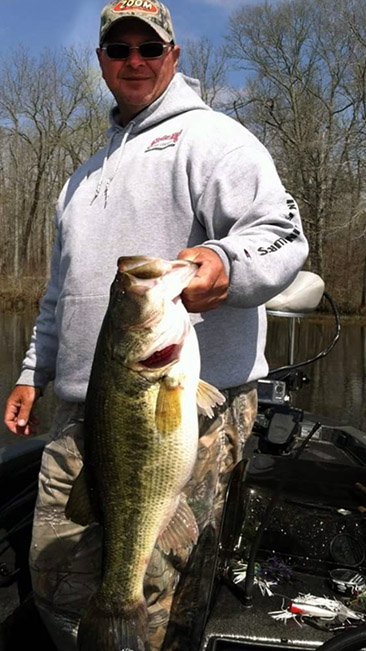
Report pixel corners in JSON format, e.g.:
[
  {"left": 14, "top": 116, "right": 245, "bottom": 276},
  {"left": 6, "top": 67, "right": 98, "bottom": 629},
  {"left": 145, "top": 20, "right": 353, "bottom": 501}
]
[{"left": 266, "top": 270, "right": 325, "bottom": 317}]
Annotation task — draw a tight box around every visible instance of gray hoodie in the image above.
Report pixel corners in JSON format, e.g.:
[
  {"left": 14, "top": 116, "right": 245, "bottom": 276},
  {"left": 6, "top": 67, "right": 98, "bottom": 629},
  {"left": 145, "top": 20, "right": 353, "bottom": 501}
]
[{"left": 18, "top": 73, "right": 308, "bottom": 400}]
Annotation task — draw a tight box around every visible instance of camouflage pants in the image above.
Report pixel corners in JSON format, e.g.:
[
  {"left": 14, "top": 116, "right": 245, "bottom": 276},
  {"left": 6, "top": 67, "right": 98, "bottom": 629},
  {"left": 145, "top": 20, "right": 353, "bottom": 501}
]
[{"left": 29, "top": 383, "right": 257, "bottom": 651}]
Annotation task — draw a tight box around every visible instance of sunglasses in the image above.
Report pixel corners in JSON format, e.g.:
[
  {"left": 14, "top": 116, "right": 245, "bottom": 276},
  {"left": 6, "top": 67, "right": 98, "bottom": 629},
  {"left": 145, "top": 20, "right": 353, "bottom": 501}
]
[{"left": 101, "top": 41, "right": 173, "bottom": 60}]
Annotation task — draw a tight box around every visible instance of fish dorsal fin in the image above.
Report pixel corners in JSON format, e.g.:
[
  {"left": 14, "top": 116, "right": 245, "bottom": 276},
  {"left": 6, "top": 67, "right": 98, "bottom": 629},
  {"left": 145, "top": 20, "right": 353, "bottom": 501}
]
[
  {"left": 196, "top": 379, "right": 226, "bottom": 419},
  {"left": 157, "top": 493, "right": 198, "bottom": 555}
]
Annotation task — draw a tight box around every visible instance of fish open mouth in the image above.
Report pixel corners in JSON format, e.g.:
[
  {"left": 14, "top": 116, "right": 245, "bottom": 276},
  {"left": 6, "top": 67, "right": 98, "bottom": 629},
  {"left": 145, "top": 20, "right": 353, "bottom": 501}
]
[{"left": 140, "top": 344, "right": 180, "bottom": 369}]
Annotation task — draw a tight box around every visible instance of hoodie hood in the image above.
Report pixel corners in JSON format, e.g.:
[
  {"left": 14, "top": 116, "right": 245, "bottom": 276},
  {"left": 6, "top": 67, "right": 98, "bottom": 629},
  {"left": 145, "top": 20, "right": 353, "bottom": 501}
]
[
  {"left": 92, "top": 73, "right": 209, "bottom": 205},
  {"left": 108, "top": 73, "right": 209, "bottom": 134}
]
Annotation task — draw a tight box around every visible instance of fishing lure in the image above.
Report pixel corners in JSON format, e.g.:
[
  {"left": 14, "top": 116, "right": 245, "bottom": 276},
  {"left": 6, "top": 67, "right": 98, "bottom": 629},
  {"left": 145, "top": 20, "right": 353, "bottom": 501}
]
[{"left": 270, "top": 593, "right": 365, "bottom": 626}]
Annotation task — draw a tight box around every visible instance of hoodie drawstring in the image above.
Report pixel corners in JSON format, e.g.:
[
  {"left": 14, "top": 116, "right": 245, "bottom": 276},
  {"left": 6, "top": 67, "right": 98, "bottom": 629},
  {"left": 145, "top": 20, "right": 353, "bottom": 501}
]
[{"left": 91, "top": 121, "right": 135, "bottom": 207}]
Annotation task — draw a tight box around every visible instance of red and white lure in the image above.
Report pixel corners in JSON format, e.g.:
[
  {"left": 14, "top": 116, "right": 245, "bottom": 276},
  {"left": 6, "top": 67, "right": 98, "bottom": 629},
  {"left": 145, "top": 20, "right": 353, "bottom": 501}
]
[{"left": 269, "top": 593, "right": 365, "bottom": 626}]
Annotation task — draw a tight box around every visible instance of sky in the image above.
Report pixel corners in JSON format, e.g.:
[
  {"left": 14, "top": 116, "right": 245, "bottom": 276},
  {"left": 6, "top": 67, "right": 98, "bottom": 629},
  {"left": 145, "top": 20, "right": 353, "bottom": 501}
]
[{"left": 0, "top": 0, "right": 251, "bottom": 57}]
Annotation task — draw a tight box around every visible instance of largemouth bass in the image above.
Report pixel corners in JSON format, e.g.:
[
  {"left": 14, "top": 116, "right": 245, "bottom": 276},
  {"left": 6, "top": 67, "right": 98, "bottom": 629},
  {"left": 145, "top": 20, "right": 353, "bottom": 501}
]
[{"left": 66, "top": 255, "right": 225, "bottom": 651}]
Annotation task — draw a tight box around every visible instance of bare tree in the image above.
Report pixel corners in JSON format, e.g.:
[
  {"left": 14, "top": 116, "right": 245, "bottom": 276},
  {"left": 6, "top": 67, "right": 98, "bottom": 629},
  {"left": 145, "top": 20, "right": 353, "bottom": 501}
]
[
  {"left": 226, "top": 0, "right": 366, "bottom": 310},
  {"left": 0, "top": 46, "right": 109, "bottom": 278},
  {"left": 179, "top": 37, "right": 231, "bottom": 109}
]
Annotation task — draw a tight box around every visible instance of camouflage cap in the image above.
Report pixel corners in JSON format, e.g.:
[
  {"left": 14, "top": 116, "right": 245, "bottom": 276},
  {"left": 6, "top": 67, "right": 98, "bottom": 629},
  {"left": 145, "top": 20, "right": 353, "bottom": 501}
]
[{"left": 99, "top": 0, "right": 176, "bottom": 45}]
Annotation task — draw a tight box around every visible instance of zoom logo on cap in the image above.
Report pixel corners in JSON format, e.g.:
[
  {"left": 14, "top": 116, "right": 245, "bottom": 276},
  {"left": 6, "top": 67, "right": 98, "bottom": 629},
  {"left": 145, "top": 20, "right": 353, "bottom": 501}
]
[{"left": 113, "top": 0, "right": 158, "bottom": 14}]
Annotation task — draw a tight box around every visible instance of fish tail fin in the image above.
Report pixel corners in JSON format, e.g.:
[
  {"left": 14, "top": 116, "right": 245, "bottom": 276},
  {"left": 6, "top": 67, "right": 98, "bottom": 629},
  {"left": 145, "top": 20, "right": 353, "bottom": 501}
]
[{"left": 77, "top": 597, "right": 149, "bottom": 651}]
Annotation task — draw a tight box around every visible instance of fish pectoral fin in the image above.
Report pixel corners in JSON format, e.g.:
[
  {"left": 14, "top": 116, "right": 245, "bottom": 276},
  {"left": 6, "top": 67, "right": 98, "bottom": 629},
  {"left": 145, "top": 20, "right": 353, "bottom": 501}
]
[
  {"left": 157, "top": 493, "right": 199, "bottom": 555},
  {"left": 65, "top": 467, "right": 98, "bottom": 526},
  {"left": 197, "top": 379, "right": 226, "bottom": 419},
  {"left": 155, "top": 377, "right": 183, "bottom": 434}
]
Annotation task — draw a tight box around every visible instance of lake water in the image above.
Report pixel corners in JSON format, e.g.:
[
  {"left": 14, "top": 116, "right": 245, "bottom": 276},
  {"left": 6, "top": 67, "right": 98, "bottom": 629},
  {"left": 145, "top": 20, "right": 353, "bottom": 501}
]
[{"left": 0, "top": 310, "right": 365, "bottom": 447}]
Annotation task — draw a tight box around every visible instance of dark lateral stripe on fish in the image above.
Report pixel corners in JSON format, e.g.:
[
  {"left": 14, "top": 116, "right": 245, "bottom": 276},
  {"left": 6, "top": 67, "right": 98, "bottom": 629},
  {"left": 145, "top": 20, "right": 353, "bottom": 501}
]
[{"left": 141, "top": 344, "right": 179, "bottom": 368}]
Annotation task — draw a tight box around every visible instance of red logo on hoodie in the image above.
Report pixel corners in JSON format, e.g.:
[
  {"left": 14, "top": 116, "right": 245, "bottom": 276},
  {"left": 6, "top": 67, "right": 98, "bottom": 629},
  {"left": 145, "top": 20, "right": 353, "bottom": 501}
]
[{"left": 145, "top": 130, "right": 183, "bottom": 152}]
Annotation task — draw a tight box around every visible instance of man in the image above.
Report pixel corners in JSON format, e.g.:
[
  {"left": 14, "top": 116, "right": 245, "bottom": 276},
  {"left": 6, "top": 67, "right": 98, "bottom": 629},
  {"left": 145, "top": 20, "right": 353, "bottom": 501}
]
[{"left": 4, "top": 1, "right": 309, "bottom": 649}]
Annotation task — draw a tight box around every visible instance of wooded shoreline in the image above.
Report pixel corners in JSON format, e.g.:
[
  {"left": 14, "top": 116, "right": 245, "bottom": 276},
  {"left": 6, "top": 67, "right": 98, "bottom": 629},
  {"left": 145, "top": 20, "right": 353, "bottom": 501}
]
[
  {"left": 1, "top": 275, "right": 365, "bottom": 323},
  {"left": 0, "top": 277, "right": 47, "bottom": 312}
]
